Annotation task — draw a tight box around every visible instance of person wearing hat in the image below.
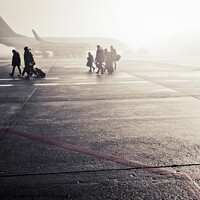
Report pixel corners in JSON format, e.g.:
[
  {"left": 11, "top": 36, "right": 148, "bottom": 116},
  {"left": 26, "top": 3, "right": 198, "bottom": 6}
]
[{"left": 9, "top": 49, "right": 21, "bottom": 76}]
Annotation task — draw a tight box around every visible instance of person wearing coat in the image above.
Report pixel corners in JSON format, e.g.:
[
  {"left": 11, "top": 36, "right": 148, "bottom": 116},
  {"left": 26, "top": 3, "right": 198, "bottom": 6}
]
[
  {"left": 22, "top": 47, "right": 35, "bottom": 77},
  {"left": 86, "top": 52, "right": 95, "bottom": 72},
  {"left": 105, "top": 51, "right": 114, "bottom": 74},
  {"left": 95, "top": 45, "right": 104, "bottom": 75},
  {"left": 9, "top": 49, "right": 21, "bottom": 76},
  {"left": 110, "top": 45, "right": 117, "bottom": 70}
]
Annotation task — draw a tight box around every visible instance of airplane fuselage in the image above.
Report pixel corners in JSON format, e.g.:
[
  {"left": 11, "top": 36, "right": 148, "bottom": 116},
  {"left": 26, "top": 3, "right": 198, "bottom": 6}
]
[
  {"left": 0, "top": 16, "right": 127, "bottom": 57},
  {"left": 0, "top": 37, "right": 39, "bottom": 50}
]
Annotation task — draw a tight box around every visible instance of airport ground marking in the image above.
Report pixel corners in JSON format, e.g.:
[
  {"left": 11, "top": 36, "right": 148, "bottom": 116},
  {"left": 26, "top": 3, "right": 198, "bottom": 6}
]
[
  {"left": 0, "top": 84, "right": 14, "bottom": 87},
  {"left": 0, "top": 126, "right": 200, "bottom": 199}
]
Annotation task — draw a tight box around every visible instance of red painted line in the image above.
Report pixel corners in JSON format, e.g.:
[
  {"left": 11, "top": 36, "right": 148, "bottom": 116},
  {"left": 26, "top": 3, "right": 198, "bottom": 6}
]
[{"left": 0, "top": 126, "right": 200, "bottom": 199}]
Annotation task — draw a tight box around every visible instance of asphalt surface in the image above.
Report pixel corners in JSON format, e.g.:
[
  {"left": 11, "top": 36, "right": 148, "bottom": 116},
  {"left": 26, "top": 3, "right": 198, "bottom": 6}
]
[{"left": 0, "top": 56, "right": 200, "bottom": 199}]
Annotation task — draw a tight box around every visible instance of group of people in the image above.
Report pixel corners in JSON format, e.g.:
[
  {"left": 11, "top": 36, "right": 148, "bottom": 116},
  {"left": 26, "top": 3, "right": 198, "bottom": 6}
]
[
  {"left": 9, "top": 47, "right": 45, "bottom": 78},
  {"left": 87, "top": 45, "right": 120, "bottom": 75},
  {"left": 10, "top": 45, "right": 119, "bottom": 78},
  {"left": 9, "top": 47, "right": 35, "bottom": 78}
]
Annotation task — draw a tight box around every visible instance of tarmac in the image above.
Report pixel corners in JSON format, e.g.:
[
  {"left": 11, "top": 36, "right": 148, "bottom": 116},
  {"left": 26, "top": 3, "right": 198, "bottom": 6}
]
[{"left": 0, "top": 56, "right": 200, "bottom": 199}]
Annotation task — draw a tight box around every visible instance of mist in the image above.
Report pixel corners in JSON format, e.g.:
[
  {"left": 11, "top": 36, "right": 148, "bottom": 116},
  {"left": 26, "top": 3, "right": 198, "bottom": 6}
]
[{"left": 1, "top": 0, "right": 200, "bottom": 57}]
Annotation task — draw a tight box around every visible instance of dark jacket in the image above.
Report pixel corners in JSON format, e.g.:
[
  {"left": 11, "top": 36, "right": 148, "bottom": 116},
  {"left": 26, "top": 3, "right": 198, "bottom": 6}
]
[
  {"left": 105, "top": 52, "right": 113, "bottom": 67},
  {"left": 87, "top": 54, "right": 94, "bottom": 66},
  {"left": 12, "top": 52, "right": 21, "bottom": 66},
  {"left": 24, "top": 50, "right": 35, "bottom": 66},
  {"left": 95, "top": 49, "right": 104, "bottom": 62},
  {"left": 110, "top": 48, "right": 117, "bottom": 61}
]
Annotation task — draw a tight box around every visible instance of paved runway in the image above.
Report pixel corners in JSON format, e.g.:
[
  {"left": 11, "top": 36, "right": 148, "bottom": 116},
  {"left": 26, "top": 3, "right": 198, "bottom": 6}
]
[{"left": 0, "top": 56, "right": 200, "bottom": 199}]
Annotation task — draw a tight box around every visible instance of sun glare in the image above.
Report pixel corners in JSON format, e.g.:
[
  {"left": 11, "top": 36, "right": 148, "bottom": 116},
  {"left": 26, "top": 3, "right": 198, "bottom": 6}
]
[{"left": 114, "top": 0, "right": 189, "bottom": 44}]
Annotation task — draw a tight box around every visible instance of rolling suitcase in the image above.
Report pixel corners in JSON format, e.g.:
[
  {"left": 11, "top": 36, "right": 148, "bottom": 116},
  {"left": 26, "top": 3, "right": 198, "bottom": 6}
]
[{"left": 35, "top": 68, "right": 46, "bottom": 78}]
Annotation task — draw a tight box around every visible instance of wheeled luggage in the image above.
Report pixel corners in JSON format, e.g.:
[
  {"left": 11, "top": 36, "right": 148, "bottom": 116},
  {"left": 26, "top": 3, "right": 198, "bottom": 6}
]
[{"left": 34, "top": 68, "right": 46, "bottom": 78}]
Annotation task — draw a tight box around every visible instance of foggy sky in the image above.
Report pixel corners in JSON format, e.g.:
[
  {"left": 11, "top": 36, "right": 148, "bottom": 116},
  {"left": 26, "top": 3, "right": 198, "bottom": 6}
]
[{"left": 1, "top": 0, "right": 200, "bottom": 52}]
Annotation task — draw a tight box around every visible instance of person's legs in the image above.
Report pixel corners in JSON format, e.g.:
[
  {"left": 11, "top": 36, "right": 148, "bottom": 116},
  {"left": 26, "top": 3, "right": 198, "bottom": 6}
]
[
  {"left": 9, "top": 66, "right": 16, "bottom": 76},
  {"left": 114, "top": 61, "right": 116, "bottom": 70},
  {"left": 100, "top": 62, "right": 104, "bottom": 74},
  {"left": 22, "top": 65, "right": 29, "bottom": 76},
  {"left": 22, "top": 66, "right": 26, "bottom": 76},
  {"left": 17, "top": 65, "right": 21, "bottom": 74},
  {"left": 96, "top": 62, "right": 100, "bottom": 74}
]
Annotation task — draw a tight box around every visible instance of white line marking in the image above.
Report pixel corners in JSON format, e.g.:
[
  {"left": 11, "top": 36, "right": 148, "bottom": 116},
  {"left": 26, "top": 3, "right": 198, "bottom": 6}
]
[
  {"left": 0, "top": 84, "right": 14, "bottom": 87},
  {"left": 34, "top": 83, "right": 60, "bottom": 86},
  {"left": 0, "top": 79, "right": 20, "bottom": 81},
  {"left": 162, "top": 80, "right": 190, "bottom": 82},
  {"left": 163, "top": 62, "right": 193, "bottom": 66},
  {"left": 115, "top": 73, "right": 133, "bottom": 78},
  {"left": 153, "top": 89, "right": 177, "bottom": 92},
  {"left": 64, "top": 66, "right": 83, "bottom": 68},
  {"left": 44, "top": 77, "right": 60, "bottom": 80},
  {"left": 179, "top": 73, "right": 200, "bottom": 77},
  {"left": 120, "top": 81, "right": 149, "bottom": 84},
  {"left": 72, "top": 77, "right": 96, "bottom": 79},
  {"left": 147, "top": 74, "right": 169, "bottom": 77},
  {"left": 74, "top": 82, "right": 97, "bottom": 85}
]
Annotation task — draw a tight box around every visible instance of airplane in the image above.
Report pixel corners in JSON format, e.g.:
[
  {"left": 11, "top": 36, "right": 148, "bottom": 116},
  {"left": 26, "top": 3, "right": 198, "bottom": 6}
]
[
  {"left": 0, "top": 16, "right": 126, "bottom": 57},
  {"left": 0, "top": 17, "right": 39, "bottom": 52},
  {"left": 31, "top": 29, "right": 89, "bottom": 57}
]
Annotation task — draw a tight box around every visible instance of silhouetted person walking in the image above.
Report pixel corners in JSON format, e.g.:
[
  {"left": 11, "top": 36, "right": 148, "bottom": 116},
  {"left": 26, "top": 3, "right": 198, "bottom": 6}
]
[
  {"left": 9, "top": 50, "right": 21, "bottom": 76},
  {"left": 22, "top": 47, "right": 34, "bottom": 77},
  {"left": 105, "top": 51, "right": 114, "bottom": 74},
  {"left": 95, "top": 45, "right": 104, "bottom": 75},
  {"left": 28, "top": 48, "right": 36, "bottom": 75},
  {"left": 22, "top": 47, "right": 30, "bottom": 77},
  {"left": 110, "top": 45, "right": 117, "bottom": 70},
  {"left": 86, "top": 52, "right": 95, "bottom": 72},
  {"left": 104, "top": 49, "right": 109, "bottom": 61}
]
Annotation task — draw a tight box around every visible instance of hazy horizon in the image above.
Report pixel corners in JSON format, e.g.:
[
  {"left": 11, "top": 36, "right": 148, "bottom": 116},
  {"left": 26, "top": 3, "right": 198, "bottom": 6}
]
[{"left": 1, "top": 0, "right": 200, "bottom": 56}]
